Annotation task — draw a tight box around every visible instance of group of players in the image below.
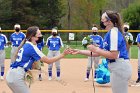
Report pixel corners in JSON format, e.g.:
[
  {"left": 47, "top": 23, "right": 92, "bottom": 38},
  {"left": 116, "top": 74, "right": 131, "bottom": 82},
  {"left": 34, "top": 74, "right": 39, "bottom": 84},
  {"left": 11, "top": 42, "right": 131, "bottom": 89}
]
[
  {"left": 0, "top": 24, "right": 63, "bottom": 81},
  {"left": 0, "top": 10, "right": 140, "bottom": 93}
]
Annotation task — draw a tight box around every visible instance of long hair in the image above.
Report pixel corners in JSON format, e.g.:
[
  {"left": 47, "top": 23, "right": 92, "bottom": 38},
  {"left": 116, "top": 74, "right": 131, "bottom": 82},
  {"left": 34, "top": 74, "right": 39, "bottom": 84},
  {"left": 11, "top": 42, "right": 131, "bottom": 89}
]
[
  {"left": 106, "top": 10, "right": 129, "bottom": 50},
  {"left": 14, "top": 26, "right": 39, "bottom": 61}
]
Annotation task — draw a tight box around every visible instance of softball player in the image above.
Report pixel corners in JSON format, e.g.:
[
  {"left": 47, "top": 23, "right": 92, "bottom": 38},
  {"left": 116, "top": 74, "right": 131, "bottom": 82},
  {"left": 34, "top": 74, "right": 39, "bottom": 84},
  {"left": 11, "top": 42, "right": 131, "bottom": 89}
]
[
  {"left": 123, "top": 23, "right": 134, "bottom": 57},
  {"left": 72, "top": 10, "right": 132, "bottom": 93},
  {"left": 6, "top": 26, "right": 70, "bottom": 93},
  {"left": 0, "top": 27, "right": 8, "bottom": 80},
  {"left": 83, "top": 26, "right": 103, "bottom": 81},
  {"left": 136, "top": 33, "right": 140, "bottom": 83},
  {"left": 46, "top": 28, "right": 64, "bottom": 81},
  {"left": 37, "top": 38, "right": 44, "bottom": 81},
  {"left": 10, "top": 24, "right": 25, "bottom": 63}
]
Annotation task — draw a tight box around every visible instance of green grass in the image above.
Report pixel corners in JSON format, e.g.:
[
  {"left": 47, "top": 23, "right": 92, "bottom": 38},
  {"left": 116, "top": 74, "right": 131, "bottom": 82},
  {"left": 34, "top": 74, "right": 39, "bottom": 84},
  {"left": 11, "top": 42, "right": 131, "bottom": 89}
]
[{"left": 5, "top": 45, "right": 138, "bottom": 59}]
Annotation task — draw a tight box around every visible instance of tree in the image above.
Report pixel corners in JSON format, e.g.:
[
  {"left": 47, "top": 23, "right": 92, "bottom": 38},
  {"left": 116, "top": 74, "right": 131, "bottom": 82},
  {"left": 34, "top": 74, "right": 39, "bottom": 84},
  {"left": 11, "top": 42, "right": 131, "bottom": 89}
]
[{"left": 122, "top": 0, "right": 140, "bottom": 29}]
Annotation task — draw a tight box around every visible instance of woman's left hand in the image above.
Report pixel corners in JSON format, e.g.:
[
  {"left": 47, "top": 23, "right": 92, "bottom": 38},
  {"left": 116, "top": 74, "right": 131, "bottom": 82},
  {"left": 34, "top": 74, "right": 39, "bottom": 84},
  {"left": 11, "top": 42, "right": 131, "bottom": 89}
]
[{"left": 87, "top": 44, "right": 99, "bottom": 53}]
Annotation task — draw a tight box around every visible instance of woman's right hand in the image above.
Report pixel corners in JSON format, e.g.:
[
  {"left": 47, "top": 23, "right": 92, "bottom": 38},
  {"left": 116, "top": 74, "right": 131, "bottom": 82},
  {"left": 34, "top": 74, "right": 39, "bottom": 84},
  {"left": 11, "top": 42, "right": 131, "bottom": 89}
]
[
  {"left": 71, "top": 49, "right": 80, "bottom": 55},
  {"left": 62, "top": 48, "right": 73, "bottom": 56}
]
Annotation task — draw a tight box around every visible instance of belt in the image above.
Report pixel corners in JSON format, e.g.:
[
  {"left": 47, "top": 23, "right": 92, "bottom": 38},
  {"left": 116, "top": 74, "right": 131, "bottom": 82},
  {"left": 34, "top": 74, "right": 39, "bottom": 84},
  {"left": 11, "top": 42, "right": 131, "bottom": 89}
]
[
  {"left": 108, "top": 58, "right": 129, "bottom": 63},
  {"left": 50, "top": 50, "right": 58, "bottom": 51},
  {"left": 11, "top": 66, "right": 26, "bottom": 72},
  {"left": 108, "top": 59, "right": 116, "bottom": 63},
  {"left": 13, "top": 45, "right": 19, "bottom": 47}
]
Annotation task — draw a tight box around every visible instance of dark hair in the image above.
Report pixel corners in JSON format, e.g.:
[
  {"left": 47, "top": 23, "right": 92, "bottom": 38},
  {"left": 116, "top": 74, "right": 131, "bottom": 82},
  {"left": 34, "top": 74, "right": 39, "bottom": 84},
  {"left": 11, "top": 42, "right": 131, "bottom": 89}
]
[
  {"left": 13, "top": 26, "right": 39, "bottom": 61},
  {"left": 106, "top": 10, "right": 129, "bottom": 50},
  {"left": 106, "top": 10, "right": 123, "bottom": 34}
]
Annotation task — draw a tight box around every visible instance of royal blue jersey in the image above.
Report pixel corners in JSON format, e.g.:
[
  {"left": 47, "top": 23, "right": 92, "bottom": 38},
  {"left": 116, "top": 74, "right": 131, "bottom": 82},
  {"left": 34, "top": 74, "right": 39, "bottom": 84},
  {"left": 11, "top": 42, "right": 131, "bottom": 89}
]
[
  {"left": 10, "top": 41, "right": 45, "bottom": 72},
  {"left": 46, "top": 36, "right": 63, "bottom": 51},
  {"left": 37, "top": 38, "right": 44, "bottom": 51},
  {"left": 10, "top": 32, "right": 25, "bottom": 47},
  {"left": 89, "top": 35, "right": 103, "bottom": 48},
  {"left": 136, "top": 33, "right": 140, "bottom": 43},
  {"left": 103, "top": 27, "right": 129, "bottom": 62},
  {"left": 0, "top": 34, "right": 8, "bottom": 50}
]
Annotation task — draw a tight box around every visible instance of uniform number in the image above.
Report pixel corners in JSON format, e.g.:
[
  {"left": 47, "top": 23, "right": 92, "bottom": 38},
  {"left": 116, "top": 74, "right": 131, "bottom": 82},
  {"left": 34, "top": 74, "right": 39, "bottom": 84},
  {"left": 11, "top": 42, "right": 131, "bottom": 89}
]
[
  {"left": 16, "top": 48, "right": 24, "bottom": 62},
  {"left": 16, "top": 41, "right": 18, "bottom": 45}
]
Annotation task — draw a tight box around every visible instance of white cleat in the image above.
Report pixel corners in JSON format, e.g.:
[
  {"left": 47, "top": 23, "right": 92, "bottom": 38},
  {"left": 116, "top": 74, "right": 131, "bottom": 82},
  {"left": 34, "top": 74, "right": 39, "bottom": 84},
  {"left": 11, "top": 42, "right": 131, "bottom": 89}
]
[
  {"left": 48, "top": 77, "right": 52, "bottom": 81},
  {"left": 56, "top": 77, "right": 60, "bottom": 81},
  {"left": 0, "top": 76, "right": 4, "bottom": 81},
  {"left": 84, "top": 78, "right": 89, "bottom": 82}
]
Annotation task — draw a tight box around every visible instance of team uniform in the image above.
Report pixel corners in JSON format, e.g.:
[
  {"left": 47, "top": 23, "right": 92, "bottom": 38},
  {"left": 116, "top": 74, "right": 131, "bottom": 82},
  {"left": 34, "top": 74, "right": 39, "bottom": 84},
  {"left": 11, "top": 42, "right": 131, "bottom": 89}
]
[
  {"left": 136, "top": 33, "right": 140, "bottom": 83},
  {"left": 46, "top": 35, "right": 63, "bottom": 80},
  {"left": 10, "top": 32, "right": 25, "bottom": 63},
  {"left": 0, "top": 33, "right": 8, "bottom": 80},
  {"left": 104, "top": 27, "right": 132, "bottom": 93},
  {"left": 84, "top": 34, "right": 103, "bottom": 81},
  {"left": 6, "top": 41, "right": 45, "bottom": 93}
]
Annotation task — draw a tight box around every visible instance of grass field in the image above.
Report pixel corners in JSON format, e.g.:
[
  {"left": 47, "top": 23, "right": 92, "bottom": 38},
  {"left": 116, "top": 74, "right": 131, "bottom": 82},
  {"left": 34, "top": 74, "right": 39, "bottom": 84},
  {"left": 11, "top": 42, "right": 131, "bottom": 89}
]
[{"left": 5, "top": 44, "right": 138, "bottom": 59}]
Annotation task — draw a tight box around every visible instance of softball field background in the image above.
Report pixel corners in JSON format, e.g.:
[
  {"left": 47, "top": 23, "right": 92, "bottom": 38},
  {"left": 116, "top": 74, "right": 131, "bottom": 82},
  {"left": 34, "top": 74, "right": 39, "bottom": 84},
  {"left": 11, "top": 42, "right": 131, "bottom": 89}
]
[{"left": 0, "top": 59, "right": 140, "bottom": 93}]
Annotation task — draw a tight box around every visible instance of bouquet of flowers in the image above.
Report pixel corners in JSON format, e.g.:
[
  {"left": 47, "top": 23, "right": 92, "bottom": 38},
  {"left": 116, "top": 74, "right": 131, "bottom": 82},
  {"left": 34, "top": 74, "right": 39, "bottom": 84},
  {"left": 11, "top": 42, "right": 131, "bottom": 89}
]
[
  {"left": 125, "top": 35, "right": 133, "bottom": 45},
  {"left": 82, "top": 35, "right": 93, "bottom": 48}
]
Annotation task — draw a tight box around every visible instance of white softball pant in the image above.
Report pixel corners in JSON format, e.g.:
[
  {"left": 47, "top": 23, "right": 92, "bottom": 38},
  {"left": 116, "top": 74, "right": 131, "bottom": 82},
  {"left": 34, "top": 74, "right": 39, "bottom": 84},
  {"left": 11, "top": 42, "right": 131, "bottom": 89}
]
[
  {"left": 87, "top": 56, "right": 100, "bottom": 69},
  {"left": 47, "top": 50, "right": 60, "bottom": 71},
  {"left": 0, "top": 50, "right": 5, "bottom": 66},
  {"left": 6, "top": 67, "right": 30, "bottom": 93},
  {"left": 138, "top": 48, "right": 140, "bottom": 73},
  {"left": 11, "top": 46, "right": 18, "bottom": 63},
  {"left": 108, "top": 58, "right": 132, "bottom": 93}
]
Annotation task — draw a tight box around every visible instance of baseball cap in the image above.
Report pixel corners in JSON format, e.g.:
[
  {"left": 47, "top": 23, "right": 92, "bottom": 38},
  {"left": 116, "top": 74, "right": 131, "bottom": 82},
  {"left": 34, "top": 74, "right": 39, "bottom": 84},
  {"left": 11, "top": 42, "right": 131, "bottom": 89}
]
[
  {"left": 14, "top": 24, "right": 21, "bottom": 29},
  {"left": 52, "top": 29, "right": 57, "bottom": 33},
  {"left": 92, "top": 27, "right": 98, "bottom": 31},
  {"left": 123, "top": 24, "right": 129, "bottom": 29}
]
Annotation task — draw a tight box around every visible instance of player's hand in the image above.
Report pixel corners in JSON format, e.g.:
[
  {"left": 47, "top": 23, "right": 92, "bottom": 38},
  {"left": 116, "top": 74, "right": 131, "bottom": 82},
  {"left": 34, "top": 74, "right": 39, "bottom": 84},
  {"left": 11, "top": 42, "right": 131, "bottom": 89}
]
[
  {"left": 87, "top": 44, "right": 99, "bottom": 53},
  {"left": 62, "top": 48, "right": 73, "bottom": 56},
  {"left": 71, "top": 49, "right": 80, "bottom": 55}
]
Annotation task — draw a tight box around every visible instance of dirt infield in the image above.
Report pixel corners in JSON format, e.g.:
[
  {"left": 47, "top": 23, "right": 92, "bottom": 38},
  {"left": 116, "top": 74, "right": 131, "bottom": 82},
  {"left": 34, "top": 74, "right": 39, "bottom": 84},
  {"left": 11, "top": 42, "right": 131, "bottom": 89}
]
[{"left": 0, "top": 59, "right": 140, "bottom": 93}]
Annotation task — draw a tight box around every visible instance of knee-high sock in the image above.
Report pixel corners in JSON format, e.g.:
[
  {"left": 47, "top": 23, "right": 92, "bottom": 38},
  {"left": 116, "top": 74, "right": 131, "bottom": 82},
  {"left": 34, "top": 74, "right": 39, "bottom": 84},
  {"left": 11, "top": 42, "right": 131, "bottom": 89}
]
[
  {"left": 1, "top": 67, "right": 4, "bottom": 76},
  {"left": 57, "top": 69, "right": 60, "bottom": 77}
]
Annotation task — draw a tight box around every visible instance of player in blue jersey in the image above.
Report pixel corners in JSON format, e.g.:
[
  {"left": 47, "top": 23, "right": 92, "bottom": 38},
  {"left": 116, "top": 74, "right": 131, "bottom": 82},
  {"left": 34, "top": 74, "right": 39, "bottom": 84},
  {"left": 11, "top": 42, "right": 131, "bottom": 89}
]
[
  {"left": 71, "top": 10, "right": 132, "bottom": 93},
  {"left": 6, "top": 26, "right": 70, "bottom": 93},
  {"left": 0, "top": 27, "right": 8, "bottom": 80},
  {"left": 37, "top": 38, "right": 44, "bottom": 81},
  {"left": 123, "top": 23, "right": 133, "bottom": 57},
  {"left": 82, "top": 25, "right": 103, "bottom": 81},
  {"left": 10, "top": 24, "right": 25, "bottom": 63},
  {"left": 46, "top": 28, "right": 64, "bottom": 81},
  {"left": 136, "top": 33, "right": 140, "bottom": 83}
]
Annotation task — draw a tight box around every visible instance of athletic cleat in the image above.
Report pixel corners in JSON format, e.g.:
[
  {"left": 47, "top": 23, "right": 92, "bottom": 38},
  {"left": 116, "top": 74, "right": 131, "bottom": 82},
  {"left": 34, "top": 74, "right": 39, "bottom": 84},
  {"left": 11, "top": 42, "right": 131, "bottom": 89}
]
[
  {"left": 48, "top": 77, "right": 52, "bottom": 81},
  {"left": 0, "top": 76, "right": 4, "bottom": 81},
  {"left": 136, "top": 78, "right": 140, "bottom": 83},
  {"left": 84, "top": 78, "right": 89, "bottom": 82},
  {"left": 38, "top": 75, "right": 42, "bottom": 81},
  {"left": 56, "top": 77, "right": 60, "bottom": 81}
]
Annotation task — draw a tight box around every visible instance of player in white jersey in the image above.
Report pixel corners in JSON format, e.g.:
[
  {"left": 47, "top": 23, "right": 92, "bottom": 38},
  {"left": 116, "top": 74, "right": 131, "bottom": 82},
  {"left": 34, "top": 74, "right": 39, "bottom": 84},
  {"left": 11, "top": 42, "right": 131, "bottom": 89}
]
[
  {"left": 83, "top": 26, "right": 103, "bottom": 81},
  {"left": 136, "top": 33, "right": 140, "bottom": 83},
  {"left": 71, "top": 10, "right": 132, "bottom": 93},
  {"left": 6, "top": 26, "right": 70, "bottom": 93},
  {"left": 0, "top": 27, "right": 8, "bottom": 80},
  {"left": 10, "top": 24, "right": 25, "bottom": 63},
  {"left": 46, "top": 28, "right": 64, "bottom": 81}
]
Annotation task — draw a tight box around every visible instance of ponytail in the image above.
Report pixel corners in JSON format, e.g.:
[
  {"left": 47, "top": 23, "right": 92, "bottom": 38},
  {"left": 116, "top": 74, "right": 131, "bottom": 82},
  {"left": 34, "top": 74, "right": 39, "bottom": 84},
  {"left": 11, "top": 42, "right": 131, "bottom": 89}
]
[{"left": 13, "top": 38, "right": 27, "bottom": 62}]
